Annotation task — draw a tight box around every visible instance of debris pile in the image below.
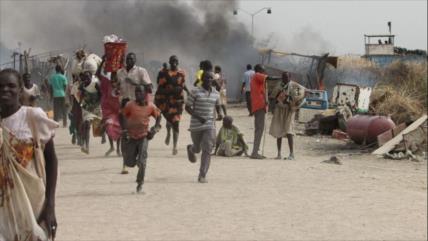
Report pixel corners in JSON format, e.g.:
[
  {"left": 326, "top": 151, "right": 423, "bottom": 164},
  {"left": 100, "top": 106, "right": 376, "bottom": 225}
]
[
  {"left": 299, "top": 60, "right": 427, "bottom": 162},
  {"left": 373, "top": 115, "right": 427, "bottom": 161}
]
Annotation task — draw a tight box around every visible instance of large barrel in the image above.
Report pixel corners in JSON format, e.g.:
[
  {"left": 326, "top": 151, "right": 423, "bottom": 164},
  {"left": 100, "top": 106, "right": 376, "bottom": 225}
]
[
  {"left": 104, "top": 42, "right": 127, "bottom": 72},
  {"left": 346, "top": 115, "right": 395, "bottom": 145}
]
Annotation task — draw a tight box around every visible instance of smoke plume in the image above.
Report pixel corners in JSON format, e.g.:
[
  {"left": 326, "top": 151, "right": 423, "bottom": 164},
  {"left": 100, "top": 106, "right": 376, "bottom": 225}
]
[{"left": 0, "top": 0, "right": 258, "bottom": 100}]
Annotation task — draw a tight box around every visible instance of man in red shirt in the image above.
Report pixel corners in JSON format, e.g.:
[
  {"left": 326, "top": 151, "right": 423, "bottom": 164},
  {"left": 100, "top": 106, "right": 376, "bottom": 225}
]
[
  {"left": 250, "top": 64, "right": 280, "bottom": 159},
  {"left": 122, "top": 85, "right": 161, "bottom": 193}
]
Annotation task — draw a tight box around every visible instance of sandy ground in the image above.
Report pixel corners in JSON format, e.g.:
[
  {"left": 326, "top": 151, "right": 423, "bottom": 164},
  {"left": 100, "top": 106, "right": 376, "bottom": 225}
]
[{"left": 54, "top": 107, "right": 427, "bottom": 241}]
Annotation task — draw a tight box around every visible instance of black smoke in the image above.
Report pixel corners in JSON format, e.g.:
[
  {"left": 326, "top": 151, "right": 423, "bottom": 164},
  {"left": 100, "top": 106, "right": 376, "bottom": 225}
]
[{"left": 0, "top": 0, "right": 258, "bottom": 100}]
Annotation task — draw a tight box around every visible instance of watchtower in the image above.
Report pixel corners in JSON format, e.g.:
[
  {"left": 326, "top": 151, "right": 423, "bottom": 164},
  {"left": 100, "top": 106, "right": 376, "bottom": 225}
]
[{"left": 364, "top": 34, "right": 395, "bottom": 56}]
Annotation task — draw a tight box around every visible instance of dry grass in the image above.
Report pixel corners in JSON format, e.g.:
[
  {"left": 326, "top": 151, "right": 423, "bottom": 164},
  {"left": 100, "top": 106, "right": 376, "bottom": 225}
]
[
  {"left": 337, "top": 55, "right": 378, "bottom": 69},
  {"left": 370, "top": 86, "right": 425, "bottom": 124},
  {"left": 370, "top": 61, "right": 427, "bottom": 124},
  {"left": 381, "top": 61, "right": 427, "bottom": 105}
]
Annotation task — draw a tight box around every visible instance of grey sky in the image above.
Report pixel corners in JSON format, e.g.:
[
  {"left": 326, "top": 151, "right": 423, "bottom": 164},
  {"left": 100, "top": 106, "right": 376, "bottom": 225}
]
[
  {"left": 0, "top": 0, "right": 426, "bottom": 57},
  {"left": 237, "top": 0, "right": 427, "bottom": 55}
]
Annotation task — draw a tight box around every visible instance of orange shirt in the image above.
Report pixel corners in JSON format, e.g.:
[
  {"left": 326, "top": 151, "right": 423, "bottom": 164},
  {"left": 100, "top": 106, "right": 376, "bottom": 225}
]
[
  {"left": 123, "top": 101, "right": 160, "bottom": 139},
  {"left": 250, "top": 72, "right": 267, "bottom": 113}
]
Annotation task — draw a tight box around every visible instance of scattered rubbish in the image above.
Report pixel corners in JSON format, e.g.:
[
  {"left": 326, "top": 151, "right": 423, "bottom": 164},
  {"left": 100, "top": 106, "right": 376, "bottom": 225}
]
[
  {"left": 318, "top": 115, "right": 338, "bottom": 135},
  {"left": 376, "top": 122, "right": 407, "bottom": 147},
  {"left": 322, "top": 156, "right": 342, "bottom": 165},
  {"left": 384, "top": 150, "right": 422, "bottom": 162},
  {"left": 347, "top": 115, "right": 395, "bottom": 145},
  {"left": 336, "top": 105, "right": 353, "bottom": 131},
  {"left": 373, "top": 115, "right": 427, "bottom": 155},
  {"left": 402, "top": 122, "right": 427, "bottom": 153},
  {"left": 332, "top": 129, "right": 349, "bottom": 141},
  {"left": 303, "top": 105, "right": 353, "bottom": 136},
  {"left": 299, "top": 108, "right": 329, "bottom": 123},
  {"left": 304, "top": 115, "right": 321, "bottom": 136}
]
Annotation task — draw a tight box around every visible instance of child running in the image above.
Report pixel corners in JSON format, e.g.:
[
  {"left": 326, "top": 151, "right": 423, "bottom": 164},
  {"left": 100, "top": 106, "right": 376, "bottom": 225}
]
[{"left": 122, "top": 85, "right": 161, "bottom": 193}]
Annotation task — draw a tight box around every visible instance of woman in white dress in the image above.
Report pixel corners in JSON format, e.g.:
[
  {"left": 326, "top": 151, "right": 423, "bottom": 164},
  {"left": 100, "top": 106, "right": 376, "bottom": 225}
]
[{"left": 0, "top": 69, "right": 59, "bottom": 240}]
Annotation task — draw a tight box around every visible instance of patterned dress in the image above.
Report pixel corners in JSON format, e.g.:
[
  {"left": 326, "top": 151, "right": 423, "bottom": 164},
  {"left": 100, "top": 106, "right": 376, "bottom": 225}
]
[
  {"left": 154, "top": 69, "right": 186, "bottom": 124},
  {"left": 80, "top": 76, "right": 101, "bottom": 121},
  {"left": 0, "top": 106, "right": 59, "bottom": 240}
]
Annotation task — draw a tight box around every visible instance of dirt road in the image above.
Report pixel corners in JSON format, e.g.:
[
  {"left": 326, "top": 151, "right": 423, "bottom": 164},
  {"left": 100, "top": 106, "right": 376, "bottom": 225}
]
[{"left": 54, "top": 107, "right": 427, "bottom": 241}]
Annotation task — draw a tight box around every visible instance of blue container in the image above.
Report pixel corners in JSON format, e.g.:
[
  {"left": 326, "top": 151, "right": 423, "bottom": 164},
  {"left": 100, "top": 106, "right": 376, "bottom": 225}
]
[{"left": 302, "top": 90, "right": 328, "bottom": 110}]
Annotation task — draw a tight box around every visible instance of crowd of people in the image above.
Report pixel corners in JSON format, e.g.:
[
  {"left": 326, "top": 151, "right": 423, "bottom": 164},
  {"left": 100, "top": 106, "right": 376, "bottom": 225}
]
[{"left": 0, "top": 47, "right": 306, "bottom": 240}]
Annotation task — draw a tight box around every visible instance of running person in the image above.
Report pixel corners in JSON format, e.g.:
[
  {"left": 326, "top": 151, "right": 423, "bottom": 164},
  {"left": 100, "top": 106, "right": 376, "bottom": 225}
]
[
  {"left": 122, "top": 85, "right": 161, "bottom": 193},
  {"left": 96, "top": 58, "right": 122, "bottom": 157},
  {"left": 185, "top": 67, "right": 222, "bottom": 183},
  {"left": 154, "top": 55, "right": 187, "bottom": 155},
  {"left": 79, "top": 71, "right": 101, "bottom": 154}
]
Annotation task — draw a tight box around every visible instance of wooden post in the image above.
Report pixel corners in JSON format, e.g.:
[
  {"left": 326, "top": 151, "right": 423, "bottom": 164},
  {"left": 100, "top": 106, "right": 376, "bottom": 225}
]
[
  {"left": 11, "top": 52, "right": 18, "bottom": 70},
  {"left": 19, "top": 54, "right": 23, "bottom": 74}
]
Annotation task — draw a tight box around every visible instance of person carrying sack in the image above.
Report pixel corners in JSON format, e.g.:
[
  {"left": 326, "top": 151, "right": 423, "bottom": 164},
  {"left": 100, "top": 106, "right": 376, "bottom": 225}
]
[{"left": 1, "top": 69, "right": 60, "bottom": 241}]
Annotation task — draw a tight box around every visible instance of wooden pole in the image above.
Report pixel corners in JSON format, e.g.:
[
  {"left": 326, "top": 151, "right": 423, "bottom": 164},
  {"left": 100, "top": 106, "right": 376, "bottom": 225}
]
[{"left": 19, "top": 54, "right": 23, "bottom": 74}]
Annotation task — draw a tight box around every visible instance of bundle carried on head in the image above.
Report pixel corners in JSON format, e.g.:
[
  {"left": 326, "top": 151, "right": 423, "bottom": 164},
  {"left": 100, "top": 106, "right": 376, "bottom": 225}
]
[
  {"left": 82, "top": 53, "right": 102, "bottom": 75},
  {"left": 103, "top": 34, "right": 127, "bottom": 72},
  {"left": 71, "top": 49, "right": 87, "bottom": 77}
]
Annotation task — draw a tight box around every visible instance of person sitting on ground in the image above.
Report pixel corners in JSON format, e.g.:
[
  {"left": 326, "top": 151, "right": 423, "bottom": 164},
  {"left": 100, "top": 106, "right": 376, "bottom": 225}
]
[
  {"left": 214, "top": 116, "right": 248, "bottom": 157},
  {"left": 20, "top": 72, "right": 41, "bottom": 107},
  {"left": 121, "top": 85, "right": 161, "bottom": 193}
]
